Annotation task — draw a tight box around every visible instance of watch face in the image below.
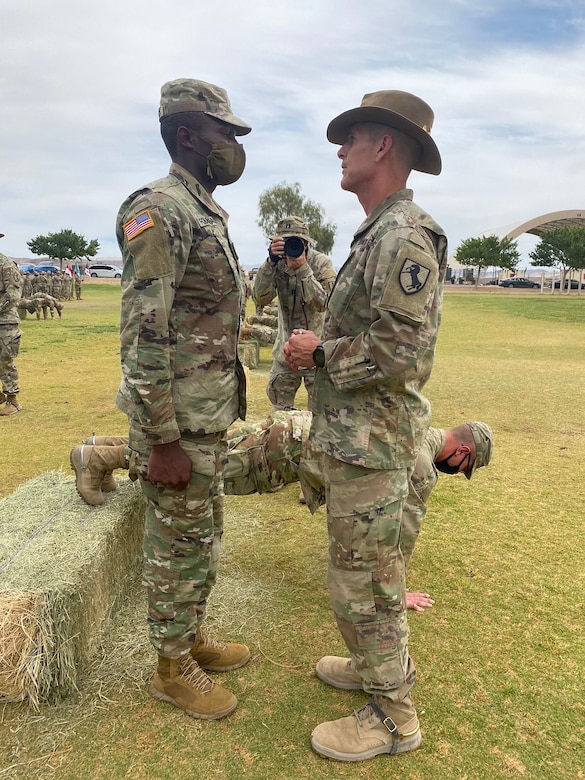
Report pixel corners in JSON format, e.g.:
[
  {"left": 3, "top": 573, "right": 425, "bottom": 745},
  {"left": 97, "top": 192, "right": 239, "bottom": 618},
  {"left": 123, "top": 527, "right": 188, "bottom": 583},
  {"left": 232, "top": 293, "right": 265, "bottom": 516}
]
[{"left": 313, "top": 346, "right": 325, "bottom": 368}]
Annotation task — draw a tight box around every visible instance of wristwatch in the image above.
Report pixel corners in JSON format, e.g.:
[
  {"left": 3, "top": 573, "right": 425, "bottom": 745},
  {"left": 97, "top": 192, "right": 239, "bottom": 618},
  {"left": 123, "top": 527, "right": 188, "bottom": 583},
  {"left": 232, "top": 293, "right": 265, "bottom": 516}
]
[{"left": 312, "top": 344, "right": 325, "bottom": 368}]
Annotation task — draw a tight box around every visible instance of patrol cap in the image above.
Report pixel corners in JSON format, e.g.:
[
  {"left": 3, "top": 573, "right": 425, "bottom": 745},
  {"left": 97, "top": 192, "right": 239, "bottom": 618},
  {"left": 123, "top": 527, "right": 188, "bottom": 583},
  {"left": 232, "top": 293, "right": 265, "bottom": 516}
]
[
  {"left": 465, "top": 422, "right": 493, "bottom": 480},
  {"left": 158, "top": 78, "right": 251, "bottom": 136},
  {"left": 327, "top": 90, "right": 441, "bottom": 175},
  {"left": 274, "top": 216, "right": 311, "bottom": 240}
]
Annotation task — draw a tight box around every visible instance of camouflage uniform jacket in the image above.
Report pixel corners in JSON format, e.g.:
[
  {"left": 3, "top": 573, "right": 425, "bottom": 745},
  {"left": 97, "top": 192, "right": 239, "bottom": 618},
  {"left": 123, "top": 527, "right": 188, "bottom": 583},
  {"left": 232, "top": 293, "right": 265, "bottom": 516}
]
[
  {"left": 33, "top": 274, "right": 48, "bottom": 294},
  {"left": 310, "top": 189, "right": 447, "bottom": 470},
  {"left": 0, "top": 254, "right": 22, "bottom": 324},
  {"left": 253, "top": 248, "right": 336, "bottom": 363},
  {"left": 404, "top": 426, "right": 444, "bottom": 526},
  {"left": 52, "top": 275, "right": 63, "bottom": 300},
  {"left": 115, "top": 163, "right": 246, "bottom": 447},
  {"left": 22, "top": 275, "right": 34, "bottom": 297}
]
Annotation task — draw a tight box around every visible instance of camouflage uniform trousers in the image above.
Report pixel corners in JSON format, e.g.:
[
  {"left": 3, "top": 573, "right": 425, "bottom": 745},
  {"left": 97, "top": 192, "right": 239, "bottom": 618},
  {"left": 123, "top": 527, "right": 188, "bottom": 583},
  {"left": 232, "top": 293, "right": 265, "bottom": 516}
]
[
  {"left": 134, "top": 431, "right": 227, "bottom": 659},
  {"left": 0, "top": 324, "right": 21, "bottom": 395},
  {"left": 266, "top": 358, "right": 316, "bottom": 411},
  {"left": 223, "top": 410, "right": 309, "bottom": 496},
  {"left": 323, "top": 453, "right": 416, "bottom": 703}
]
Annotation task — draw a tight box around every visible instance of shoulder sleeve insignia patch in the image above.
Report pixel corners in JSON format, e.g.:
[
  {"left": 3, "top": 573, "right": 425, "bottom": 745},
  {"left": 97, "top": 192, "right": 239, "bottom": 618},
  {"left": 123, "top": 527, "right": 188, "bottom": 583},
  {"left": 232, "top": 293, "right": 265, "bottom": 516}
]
[
  {"left": 123, "top": 210, "right": 155, "bottom": 241},
  {"left": 399, "top": 256, "right": 431, "bottom": 295},
  {"left": 379, "top": 239, "right": 439, "bottom": 324}
]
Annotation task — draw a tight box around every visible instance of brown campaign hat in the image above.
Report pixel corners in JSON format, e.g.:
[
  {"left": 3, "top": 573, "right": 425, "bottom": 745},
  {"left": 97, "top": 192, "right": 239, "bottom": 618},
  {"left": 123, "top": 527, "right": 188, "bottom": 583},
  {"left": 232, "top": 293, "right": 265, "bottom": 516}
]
[
  {"left": 327, "top": 90, "right": 441, "bottom": 175},
  {"left": 159, "top": 78, "right": 251, "bottom": 136}
]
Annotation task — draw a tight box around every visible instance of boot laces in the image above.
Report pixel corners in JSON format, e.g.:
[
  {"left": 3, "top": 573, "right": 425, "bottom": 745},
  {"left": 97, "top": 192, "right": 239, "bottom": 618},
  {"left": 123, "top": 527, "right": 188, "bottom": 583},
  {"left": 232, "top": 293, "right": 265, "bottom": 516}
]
[
  {"left": 199, "top": 634, "right": 227, "bottom": 652},
  {"left": 356, "top": 703, "right": 377, "bottom": 726},
  {"left": 179, "top": 656, "right": 214, "bottom": 693}
]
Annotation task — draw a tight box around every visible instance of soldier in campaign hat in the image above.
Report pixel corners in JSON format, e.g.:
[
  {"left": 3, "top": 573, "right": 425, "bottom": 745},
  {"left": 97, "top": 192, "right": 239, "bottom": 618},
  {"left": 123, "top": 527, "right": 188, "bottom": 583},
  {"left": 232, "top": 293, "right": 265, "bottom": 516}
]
[
  {"left": 284, "top": 89, "right": 447, "bottom": 761},
  {"left": 115, "top": 79, "right": 251, "bottom": 722}
]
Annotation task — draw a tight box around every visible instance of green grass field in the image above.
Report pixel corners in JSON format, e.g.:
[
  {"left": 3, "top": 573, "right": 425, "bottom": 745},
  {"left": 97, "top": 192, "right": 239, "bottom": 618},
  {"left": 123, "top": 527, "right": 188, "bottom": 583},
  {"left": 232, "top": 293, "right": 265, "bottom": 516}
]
[{"left": 1, "top": 286, "right": 584, "bottom": 779}]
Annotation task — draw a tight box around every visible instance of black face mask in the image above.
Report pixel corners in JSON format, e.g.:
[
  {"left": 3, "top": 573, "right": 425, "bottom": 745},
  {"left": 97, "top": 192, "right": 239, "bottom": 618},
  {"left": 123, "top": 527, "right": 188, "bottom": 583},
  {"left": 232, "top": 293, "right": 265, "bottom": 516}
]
[{"left": 435, "top": 449, "right": 471, "bottom": 475}]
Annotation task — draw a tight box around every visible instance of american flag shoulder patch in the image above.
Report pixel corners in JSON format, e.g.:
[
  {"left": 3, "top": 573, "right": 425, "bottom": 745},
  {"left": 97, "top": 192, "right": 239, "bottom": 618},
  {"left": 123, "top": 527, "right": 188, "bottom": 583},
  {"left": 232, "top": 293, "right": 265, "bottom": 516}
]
[{"left": 123, "top": 210, "right": 155, "bottom": 241}]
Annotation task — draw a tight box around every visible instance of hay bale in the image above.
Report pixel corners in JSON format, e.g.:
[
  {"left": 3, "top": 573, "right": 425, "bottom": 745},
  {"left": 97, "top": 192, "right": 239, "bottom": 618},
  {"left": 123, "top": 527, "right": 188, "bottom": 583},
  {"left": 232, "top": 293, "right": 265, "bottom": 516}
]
[{"left": 0, "top": 471, "right": 145, "bottom": 708}]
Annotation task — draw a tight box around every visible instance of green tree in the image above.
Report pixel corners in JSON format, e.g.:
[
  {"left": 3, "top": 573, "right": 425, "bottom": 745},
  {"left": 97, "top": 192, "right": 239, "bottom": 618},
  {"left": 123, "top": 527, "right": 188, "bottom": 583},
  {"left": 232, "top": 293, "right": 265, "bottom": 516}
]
[
  {"left": 257, "top": 181, "right": 336, "bottom": 254},
  {"left": 529, "top": 227, "right": 585, "bottom": 290},
  {"left": 456, "top": 235, "right": 520, "bottom": 285},
  {"left": 27, "top": 229, "right": 100, "bottom": 270}
]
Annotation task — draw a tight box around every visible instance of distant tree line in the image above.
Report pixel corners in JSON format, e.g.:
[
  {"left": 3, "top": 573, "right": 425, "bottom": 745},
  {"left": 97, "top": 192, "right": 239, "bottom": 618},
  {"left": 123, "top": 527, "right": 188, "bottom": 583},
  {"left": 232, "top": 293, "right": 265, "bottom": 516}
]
[{"left": 455, "top": 227, "right": 585, "bottom": 287}]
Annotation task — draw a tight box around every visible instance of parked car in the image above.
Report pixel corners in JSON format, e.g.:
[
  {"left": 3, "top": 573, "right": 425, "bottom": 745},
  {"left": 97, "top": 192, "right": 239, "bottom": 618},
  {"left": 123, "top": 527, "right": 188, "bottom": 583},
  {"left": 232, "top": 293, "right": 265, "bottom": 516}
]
[
  {"left": 35, "top": 261, "right": 60, "bottom": 274},
  {"left": 499, "top": 277, "right": 540, "bottom": 289},
  {"left": 88, "top": 263, "right": 122, "bottom": 278},
  {"left": 552, "top": 278, "right": 585, "bottom": 289},
  {"left": 17, "top": 262, "right": 37, "bottom": 273}
]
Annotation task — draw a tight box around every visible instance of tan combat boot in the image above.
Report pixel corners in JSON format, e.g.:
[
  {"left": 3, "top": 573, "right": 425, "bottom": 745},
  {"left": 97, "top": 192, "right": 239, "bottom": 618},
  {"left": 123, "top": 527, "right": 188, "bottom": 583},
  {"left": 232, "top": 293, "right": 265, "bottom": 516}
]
[
  {"left": 150, "top": 654, "right": 237, "bottom": 720},
  {"left": 315, "top": 655, "right": 363, "bottom": 690},
  {"left": 191, "top": 629, "right": 250, "bottom": 672},
  {"left": 70, "top": 443, "right": 128, "bottom": 505},
  {"left": 0, "top": 395, "right": 21, "bottom": 416},
  {"left": 82, "top": 434, "right": 129, "bottom": 446},
  {"left": 311, "top": 696, "right": 421, "bottom": 762},
  {"left": 82, "top": 435, "right": 129, "bottom": 492}
]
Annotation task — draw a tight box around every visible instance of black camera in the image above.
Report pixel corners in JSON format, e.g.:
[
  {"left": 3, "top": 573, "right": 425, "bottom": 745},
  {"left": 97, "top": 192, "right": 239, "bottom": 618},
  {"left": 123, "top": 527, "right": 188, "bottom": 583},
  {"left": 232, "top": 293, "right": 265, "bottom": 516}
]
[{"left": 284, "top": 236, "right": 306, "bottom": 259}]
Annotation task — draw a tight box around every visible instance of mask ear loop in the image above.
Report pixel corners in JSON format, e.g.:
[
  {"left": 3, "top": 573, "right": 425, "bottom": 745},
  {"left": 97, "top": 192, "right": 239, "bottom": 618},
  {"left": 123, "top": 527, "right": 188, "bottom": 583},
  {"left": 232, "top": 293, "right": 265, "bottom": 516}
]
[{"left": 435, "top": 448, "right": 471, "bottom": 475}]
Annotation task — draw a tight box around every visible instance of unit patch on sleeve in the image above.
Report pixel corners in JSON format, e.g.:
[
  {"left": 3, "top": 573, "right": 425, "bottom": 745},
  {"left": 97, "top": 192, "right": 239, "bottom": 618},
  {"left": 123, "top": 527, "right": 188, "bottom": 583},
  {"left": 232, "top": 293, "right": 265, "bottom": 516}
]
[
  {"left": 399, "top": 256, "right": 431, "bottom": 295},
  {"left": 123, "top": 210, "right": 155, "bottom": 241},
  {"left": 379, "top": 239, "right": 438, "bottom": 324}
]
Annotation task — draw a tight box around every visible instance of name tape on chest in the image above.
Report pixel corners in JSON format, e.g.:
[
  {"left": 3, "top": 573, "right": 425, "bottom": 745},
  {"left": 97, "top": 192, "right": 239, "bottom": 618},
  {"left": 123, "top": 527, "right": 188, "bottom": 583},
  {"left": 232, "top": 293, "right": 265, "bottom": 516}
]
[
  {"left": 123, "top": 210, "right": 155, "bottom": 241},
  {"left": 196, "top": 216, "right": 215, "bottom": 228}
]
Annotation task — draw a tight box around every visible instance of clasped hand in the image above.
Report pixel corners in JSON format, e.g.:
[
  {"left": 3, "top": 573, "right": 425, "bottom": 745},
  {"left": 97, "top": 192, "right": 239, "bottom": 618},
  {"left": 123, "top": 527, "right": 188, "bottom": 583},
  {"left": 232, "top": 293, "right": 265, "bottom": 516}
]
[{"left": 284, "top": 328, "right": 320, "bottom": 370}]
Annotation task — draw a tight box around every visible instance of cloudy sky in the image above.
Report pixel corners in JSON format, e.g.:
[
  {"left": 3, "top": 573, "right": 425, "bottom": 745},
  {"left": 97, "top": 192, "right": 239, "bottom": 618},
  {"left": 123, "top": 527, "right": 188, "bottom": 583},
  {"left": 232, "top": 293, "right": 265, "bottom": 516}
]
[{"left": 1, "top": 0, "right": 584, "bottom": 270}]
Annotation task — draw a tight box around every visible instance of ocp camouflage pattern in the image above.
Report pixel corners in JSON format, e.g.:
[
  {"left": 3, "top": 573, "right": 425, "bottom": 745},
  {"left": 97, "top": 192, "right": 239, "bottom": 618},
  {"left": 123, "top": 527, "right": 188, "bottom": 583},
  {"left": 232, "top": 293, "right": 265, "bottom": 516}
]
[
  {"left": 310, "top": 189, "right": 448, "bottom": 470},
  {"left": 115, "top": 163, "right": 246, "bottom": 449},
  {"left": 135, "top": 433, "right": 227, "bottom": 656},
  {"left": 400, "top": 426, "right": 444, "bottom": 569}
]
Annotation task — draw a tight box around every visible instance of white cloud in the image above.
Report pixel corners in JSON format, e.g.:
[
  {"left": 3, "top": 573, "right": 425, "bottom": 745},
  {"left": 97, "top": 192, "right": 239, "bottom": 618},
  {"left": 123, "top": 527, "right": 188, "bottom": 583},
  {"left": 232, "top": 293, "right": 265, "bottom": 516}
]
[{"left": 1, "top": 0, "right": 584, "bottom": 269}]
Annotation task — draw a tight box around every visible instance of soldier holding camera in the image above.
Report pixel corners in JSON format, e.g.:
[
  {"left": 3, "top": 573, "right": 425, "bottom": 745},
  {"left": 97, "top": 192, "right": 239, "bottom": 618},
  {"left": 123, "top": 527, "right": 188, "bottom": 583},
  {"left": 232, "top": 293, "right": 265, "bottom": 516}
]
[{"left": 253, "top": 216, "right": 336, "bottom": 410}]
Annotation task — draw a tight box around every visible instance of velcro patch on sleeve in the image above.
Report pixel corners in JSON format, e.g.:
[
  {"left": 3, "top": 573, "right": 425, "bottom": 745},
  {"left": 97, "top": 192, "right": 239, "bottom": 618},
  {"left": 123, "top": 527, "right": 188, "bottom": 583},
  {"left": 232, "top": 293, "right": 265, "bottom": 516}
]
[
  {"left": 123, "top": 210, "right": 155, "bottom": 241},
  {"left": 125, "top": 209, "right": 173, "bottom": 279},
  {"left": 379, "top": 240, "right": 438, "bottom": 324}
]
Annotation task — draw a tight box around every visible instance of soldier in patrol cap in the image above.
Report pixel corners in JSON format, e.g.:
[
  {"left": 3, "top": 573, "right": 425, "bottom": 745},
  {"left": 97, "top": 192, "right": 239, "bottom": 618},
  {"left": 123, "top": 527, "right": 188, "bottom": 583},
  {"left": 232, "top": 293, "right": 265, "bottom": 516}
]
[
  {"left": 383, "top": 420, "right": 493, "bottom": 611},
  {"left": 115, "top": 78, "right": 251, "bottom": 721},
  {"left": 0, "top": 233, "right": 23, "bottom": 416},
  {"left": 253, "top": 216, "right": 336, "bottom": 411},
  {"left": 284, "top": 90, "right": 447, "bottom": 761},
  {"left": 70, "top": 415, "right": 493, "bottom": 542}
]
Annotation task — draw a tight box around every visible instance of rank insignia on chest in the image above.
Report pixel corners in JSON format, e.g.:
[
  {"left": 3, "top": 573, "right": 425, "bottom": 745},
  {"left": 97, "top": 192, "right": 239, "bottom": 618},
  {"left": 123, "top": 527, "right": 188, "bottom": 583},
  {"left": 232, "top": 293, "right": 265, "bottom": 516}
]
[
  {"left": 123, "top": 210, "right": 155, "bottom": 241},
  {"left": 399, "top": 257, "right": 431, "bottom": 295}
]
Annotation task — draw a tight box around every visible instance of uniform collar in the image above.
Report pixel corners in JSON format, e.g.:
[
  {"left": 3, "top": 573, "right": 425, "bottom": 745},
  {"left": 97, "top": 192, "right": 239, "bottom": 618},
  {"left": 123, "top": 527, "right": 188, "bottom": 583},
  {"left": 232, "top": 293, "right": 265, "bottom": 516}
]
[
  {"left": 168, "top": 163, "right": 229, "bottom": 220},
  {"left": 353, "top": 188, "right": 413, "bottom": 239}
]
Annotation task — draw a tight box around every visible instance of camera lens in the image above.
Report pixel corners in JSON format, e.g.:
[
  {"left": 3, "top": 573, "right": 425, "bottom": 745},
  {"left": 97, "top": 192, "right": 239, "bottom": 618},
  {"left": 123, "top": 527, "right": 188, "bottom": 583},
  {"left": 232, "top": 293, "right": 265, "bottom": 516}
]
[{"left": 284, "top": 236, "right": 305, "bottom": 259}]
